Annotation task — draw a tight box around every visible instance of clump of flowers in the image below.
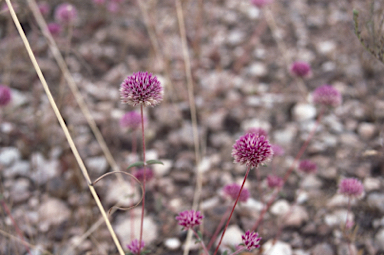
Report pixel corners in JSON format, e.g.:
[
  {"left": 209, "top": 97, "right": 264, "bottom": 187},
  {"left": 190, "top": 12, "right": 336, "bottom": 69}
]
[
  {"left": 271, "top": 144, "right": 285, "bottom": 156},
  {"left": 312, "top": 85, "right": 342, "bottom": 107},
  {"left": 298, "top": 159, "right": 317, "bottom": 174},
  {"left": 133, "top": 168, "right": 154, "bottom": 183},
  {"left": 54, "top": 3, "right": 78, "bottom": 24},
  {"left": 127, "top": 239, "right": 145, "bottom": 255},
  {"left": 0, "top": 85, "right": 11, "bottom": 106},
  {"left": 246, "top": 127, "right": 268, "bottom": 138},
  {"left": 120, "top": 111, "right": 143, "bottom": 131},
  {"left": 47, "top": 23, "right": 62, "bottom": 36},
  {"left": 175, "top": 210, "right": 204, "bottom": 230},
  {"left": 232, "top": 133, "right": 273, "bottom": 168},
  {"left": 223, "top": 183, "right": 250, "bottom": 202},
  {"left": 267, "top": 174, "right": 283, "bottom": 189},
  {"left": 250, "top": 0, "right": 273, "bottom": 8},
  {"left": 241, "top": 230, "right": 261, "bottom": 250},
  {"left": 338, "top": 178, "right": 364, "bottom": 198},
  {"left": 290, "top": 61, "right": 311, "bottom": 78},
  {"left": 120, "top": 72, "right": 163, "bottom": 107}
]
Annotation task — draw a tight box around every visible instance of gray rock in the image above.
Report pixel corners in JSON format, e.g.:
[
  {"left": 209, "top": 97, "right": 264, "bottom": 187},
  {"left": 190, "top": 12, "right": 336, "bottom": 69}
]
[
  {"left": 368, "top": 193, "right": 384, "bottom": 213},
  {"left": 216, "top": 225, "right": 243, "bottom": 254},
  {"left": 38, "top": 198, "right": 71, "bottom": 232},
  {"left": 164, "top": 238, "right": 181, "bottom": 250},
  {"left": 285, "top": 206, "right": 309, "bottom": 227},
  {"left": 262, "top": 240, "right": 292, "bottom": 255},
  {"left": 375, "top": 228, "right": 384, "bottom": 250},
  {"left": 292, "top": 103, "right": 316, "bottom": 121},
  {"left": 30, "top": 153, "right": 60, "bottom": 185},
  {"left": 324, "top": 209, "right": 353, "bottom": 227},
  {"left": 3, "top": 160, "right": 30, "bottom": 178},
  {"left": 0, "top": 147, "right": 21, "bottom": 166},
  {"left": 357, "top": 122, "right": 376, "bottom": 140},
  {"left": 10, "top": 178, "right": 31, "bottom": 203},
  {"left": 85, "top": 156, "right": 108, "bottom": 176},
  {"left": 312, "top": 243, "right": 334, "bottom": 255}
]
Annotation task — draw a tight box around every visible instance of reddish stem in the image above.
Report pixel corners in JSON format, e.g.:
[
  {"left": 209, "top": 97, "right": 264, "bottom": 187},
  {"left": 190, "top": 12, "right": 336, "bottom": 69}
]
[
  {"left": 130, "top": 129, "right": 137, "bottom": 241},
  {"left": 206, "top": 205, "right": 232, "bottom": 250},
  {"left": 138, "top": 105, "right": 146, "bottom": 255},
  {"left": 252, "top": 107, "right": 325, "bottom": 231},
  {"left": 213, "top": 165, "right": 252, "bottom": 255}
]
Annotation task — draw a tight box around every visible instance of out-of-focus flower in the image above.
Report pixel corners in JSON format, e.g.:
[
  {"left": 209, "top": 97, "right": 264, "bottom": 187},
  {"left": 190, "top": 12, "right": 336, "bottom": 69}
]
[
  {"left": 338, "top": 178, "right": 364, "bottom": 198},
  {"left": 298, "top": 160, "right": 317, "bottom": 174},
  {"left": 267, "top": 175, "right": 283, "bottom": 189},
  {"left": 250, "top": 0, "right": 273, "bottom": 8},
  {"left": 175, "top": 210, "right": 204, "bottom": 229},
  {"left": 92, "top": 0, "right": 106, "bottom": 5},
  {"left": 271, "top": 144, "right": 285, "bottom": 156},
  {"left": 55, "top": 3, "right": 78, "bottom": 24},
  {"left": 223, "top": 183, "right": 250, "bottom": 202},
  {"left": 127, "top": 239, "right": 145, "bottom": 255},
  {"left": 107, "top": 2, "right": 119, "bottom": 13},
  {"left": 232, "top": 133, "right": 273, "bottom": 168},
  {"left": 38, "top": 2, "right": 50, "bottom": 16},
  {"left": 312, "top": 85, "right": 342, "bottom": 107},
  {"left": 241, "top": 230, "right": 261, "bottom": 250},
  {"left": 133, "top": 168, "right": 154, "bottom": 183},
  {"left": 120, "top": 72, "right": 163, "bottom": 107},
  {"left": 47, "top": 23, "right": 62, "bottom": 36},
  {"left": 120, "top": 111, "right": 143, "bottom": 131},
  {"left": 0, "top": 85, "right": 11, "bottom": 106},
  {"left": 246, "top": 127, "right": 268, "bottom": 138},
  {"left": 290, "top": 61, "right": 311, "bottom": 78}
]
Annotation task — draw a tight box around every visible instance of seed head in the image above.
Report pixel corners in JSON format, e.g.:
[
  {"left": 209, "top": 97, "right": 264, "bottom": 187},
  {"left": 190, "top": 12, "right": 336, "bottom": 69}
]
[
  {"left": 120, "top": 72, "right": 163, "bottom": 107},
  {"left": 175, "top": 210, "right": 204, "bottom": 230},
  {"left": 242, "top": 230, "right": 261, "bottom": 250},
  {"left": 338, "top": 178, "right": 364, "bottom": 198},
  {"left": 127, "top": 239, "right": 145, "bottom": 255},
  {"left": 55, "top": 3, "right": 78, "bottom": 24},
  {"left": 251, "top": 0, "right": 273, "bottom": 8},
  {"left": 223, "top": 183, "right": 250, "bottom": 202},
  {"left": 298, "top": 160, "right": 317, "bottom": 174},
  {"left": 312, "top": 85, "right": 342, "bottom": 107},
  {"left": 133, "top": 168, "right": 154, "bottom": 183},
  {"left": 0, "top": 85, "right": 11, "bottom": 106},
  {"left": 290, "top": 61, "right": 311, "bottom": 77},
  {"left": 267, "top": 175, "right": 283, "bottom": 189},
  {"left": 120, "top": 111, "right": 143, "bottom": 131},
  {"left": 232, "top": 133, "right": 273, "bottom": 168}
]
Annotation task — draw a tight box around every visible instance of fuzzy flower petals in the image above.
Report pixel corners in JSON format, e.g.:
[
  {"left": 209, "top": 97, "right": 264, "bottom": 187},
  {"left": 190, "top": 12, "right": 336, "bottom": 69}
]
[
  {"left": 223, "top": 183, "right": 250, "bottom": 202},
  {"left": 290, "top": 61, "right": 311, "bottom": 77},
  {"left": 120, "top": 111, "right": 142, "bottom": 130},
  {"left": 338, "top": 178, "right": 364, "bottom": 198},
  {"left": 175, "top": 210, "right": 204, "bottom": 229},
  {"left": 298, "top": 160, "right": 317, "bottom": 174},
  {"left": 127, "top": 239, "right": 145, "bottom": 255},
  {"left": 54, "top": 3, "right": 77, "bottom": 24},
  {"left": 242, "top": 230, "right": 261, "bottom": 250},
  {"left": 313, "top": 85, "right": 342, "bottom": 107},
  {"left": 267, "top": 175, "right": 283, "bottom": 189},
  {"left": 0, "top": 85, "right": 11, "bottom": 106}
]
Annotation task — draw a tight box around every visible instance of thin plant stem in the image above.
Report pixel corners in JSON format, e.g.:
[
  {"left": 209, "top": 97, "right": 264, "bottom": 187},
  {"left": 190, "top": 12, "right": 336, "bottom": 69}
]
[
  {"left": 213, "top": 165, "right": 252, "bottom": 255},
  {"left": 175, "top": 1, "right": 203, "bottom": 254},
  {"left": 252, "top": 106, "right": 325, "bottom": 231},
  {"left": 131, "top": 129, "right": 138, "bottom": 241},
  {"left": 138, "top": 105, "right": 147, "bottom": 255},
  {"left": 229, "top": 247, "right": 246, "bottom": 255},
  {"left": 191, "top": 228, "right": 210, "bottom": 255},
  {"left": 5, "top": 1, "right": 124, "bottom": 253},
  {"left": 206, "top": 205, "right": 232, "bottom": 250}
]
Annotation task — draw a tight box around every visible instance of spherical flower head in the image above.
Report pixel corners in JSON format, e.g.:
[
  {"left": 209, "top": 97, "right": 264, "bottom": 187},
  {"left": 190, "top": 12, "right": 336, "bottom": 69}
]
[
  {"left": 120, "top": 72, "right": 163, "bottom": 107},
  {"left": 338, "top": 178, "right": 364, "bottom": 198},
  {"left": 312, "top": 85, "right": 342, "bottom": 107},
  {"left": 223, "top": 183, "right": 250, "bottom": 202},
  {"left": 242, "top": 230, "right": 261, "bottom": 250},
  {"left": 0, "top": 85, "right": 11, "bottom": 106},
  {"left": 251, "top": 0, "right": 273, "bottom": 8},
  {"left": 271, "top": 144, "right": 285, "bottom": 156},
  {"left": 298, "top": 160, "right": 317, "bottom": 174},
  {"left": 232, "top": 133, "right": 273, "bottom": 168},
  {"left": 38, "top": 2, "right": 50, "bottom": 16},
  {"left": 120, "top": 111, "right": 143, "bottom": 130},
  {"left": 133, "top": 168, "right": 154, "bottom": 183},
  {"left": 246, "top": 127, "right": 268, "bottom": 138},
  {"left": 290, "top": 61, "right": 311, "bottom": 78},
  {"left": 175, "top": 210, "right": 204, "bottom": 230},
  {"left": 127, "top": 239, "right": 145, "bottom": 255},
  {"left": 48, "top": 23, "right": 62, "bottom": 36},
  {"left": 267, "top": 175, "right": 283, "bottom": 189},
  {"left": 54, "top": 3, "right": 78, "bottom": 24}
]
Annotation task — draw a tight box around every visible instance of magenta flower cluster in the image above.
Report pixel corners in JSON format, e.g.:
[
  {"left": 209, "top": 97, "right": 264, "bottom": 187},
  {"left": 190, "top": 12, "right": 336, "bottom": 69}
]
[
  {"left": 232, "top": 133, "right": 273, "bottom": 168},
  {"left": 54, "top": 3, "right": 78, "bottom": 24},
  {"left": 267, "top": 175, "right": 283, "bottom": 189},
  {"left": 313, "top": 85, "right": 342, "bottom": 107},
  {"left": 133, "top": 168, "right": 154, "bottom": 183},
  {"left": 0, "top": 85, "right": 11, "bottom": 106},
  {"left": 298, "top": 159, "right": 317, "bottom": 174},
  {"left": 250, "top": 0, "right": 273, "bottom": 8},
  {"left": 127, "top": 239, "right": 145, "bottom": 255},
  {"left": 242, "top": 230, "right": 261, "bottom": 250},
  {"left": 271, "top": 144, "right": 285, "bottom": 156},
  {"left": 223, "top": 183, "right": 250, "bottom": 202},
  {"left": 175, "top": 210, "right": 204, "bottom": 230},
  {"left": 120, "top": 72, "right": 163, "bottom": 107},
  {"left": 120, "top": 111, "right": 142, "bottom": 130},
  {"left": 290, "top": 61, "right": 311, "bottom": 77},
  {"left": 338, "top": 178, "right": 364, "bottom": 198}
]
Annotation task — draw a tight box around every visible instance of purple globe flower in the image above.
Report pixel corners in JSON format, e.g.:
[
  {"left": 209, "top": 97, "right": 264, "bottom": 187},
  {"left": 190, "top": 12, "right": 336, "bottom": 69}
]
[
  {"left": 120, "top": 72, "right": 163, "bottom": 107},
  {"left": 298, "top": 160, "right": 317, "bottom": 174},
  {"left": 267, "top": 175, "right": 283, "bottom": 189},
  {"left": 312, "top": 85, "right": 342, "bottom": 107},
  {"left": 47, "top": 23, "right": 62, "bottom": 36},
  {"left": 38, "top": 2, "right": 50, "bottom": 16},
  {"left": 223, "top": 183, "right": 250, "bottom": 202},
  {"left": 133, "top": 168, "right": 154, "bottom": 183},
  {"left": 242, "top": 230, "right": 261, "bottom": 250},
  {"left": 120, "top": 111, "right": 142, "bottom": 130},
  {"left": 54, "top": 3, "right": 78, "bottom": 24},
  {"left": 232, "top": 133, "right": 273, "bottom": 168},
  {"left": 0, "top": 85, "right": 11, "bottom": 106},
  {"left": 246, "top": 127, "right": 268, "bottom": 138},
  {"left": 271, "top": 144, "right": 285, "bottom": 156},
  {"left": 338, "top": 178, "right": 364, "bottom": 198},
  {"left": 290, "top": 61, "right": 311, "bottom": 77},
  {"left": 251, "top": 0, "right": 273, "bottom": 8},
  {"left": 127, "top": 239, "right": 145, "bottom": 255},
  {"left": 175, "top": 210, "right": 204, "bottom": 230}
]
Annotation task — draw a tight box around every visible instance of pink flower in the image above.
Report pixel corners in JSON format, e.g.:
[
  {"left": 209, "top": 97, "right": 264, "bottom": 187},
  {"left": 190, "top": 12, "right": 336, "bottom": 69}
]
[
  {"left": 242, "top": 230, "right": 261, "bottom": 250},
  {"left": 312, "top": 85, "right": 342, "bottom": 107},
  {"left": 338, "top": 178, "right": 364, "bottom": 198},
  {"left": 38, "top": 2, "right": 50, "bottom": 16},
  {"left": 55, "top": 3, "right": 78, "bottom": 24},
  {"left": 133, "top": 168, "right": 154, "bottom": 183},
  {"left": 290, "top": 61, "right": 311, "bottom": 77},
  {"left": 267, "top": 175, "right": 283, "bottom": 189},
  {"left": 47, "top": 23, "right": 62, "bottom": 36},
  {"left": 298, "top": 160, "right": 317, "bottom": 174},
  {"left": 175, "top": 210, "right": 204, "bottom": 229},
  {"left": 0, "top": 85, "right": 11, "bottom": 106},
  {"left": 127, "top": 239, "right": 145, "bottom": 255},
  {"left": 223, "top": 183, "right": 250, "bottom": 202},
  {"left": 232, "top": 133, "right": 273, "bottom": 168},
  {"left": 250, "top": 0, "right": 273, "bottom": 8},
  {"left": 120, "top": 72, "right": 163, "bottom": 107},
  {"left": 246, "top": 127, "right": 268, "bottom": 138},
  {"left": 120, "top": 111, "right": 142, "bottom": 130},
  {"left": 271, "top": 144, "right": 285, "bottom": 156}
]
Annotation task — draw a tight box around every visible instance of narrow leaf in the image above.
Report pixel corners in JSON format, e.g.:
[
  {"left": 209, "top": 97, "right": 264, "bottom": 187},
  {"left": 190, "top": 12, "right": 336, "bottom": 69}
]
[
  {"left": 146, "top": 160, "right": 164, "bottom": 165},
  {"left": 127, "top": 161, "right": 144, "bottom": 170}
]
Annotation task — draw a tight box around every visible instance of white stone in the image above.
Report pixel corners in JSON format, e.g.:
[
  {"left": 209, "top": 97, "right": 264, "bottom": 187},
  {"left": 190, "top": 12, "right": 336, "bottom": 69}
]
[
  {"left": 357, "top": 122, "right": 376, "bottom": 139},
  {"left": 86, "top": 156, "right": 108, "bottom": 176},
  {"left": 270, "top": 200, "right": 290, "bottom": 216},
  {"left": 300, "top": 175, "right": 322, "bottom": 189},
  {"left": 273, "top": 125, "right": 298, "bottom": 145},
  {"left": 375, "top": 228, "right": 384, "bottom": 250},
  {"left": 38, "top": 198, "right": 71, "bottom": 231},
  {"left": 0, "top": 147, "right": 21, "bottom": 166},
  {"left": 363, "top": 177, "right": 381, "bottom": 192},
  {"left": 327, "top": 194, "right": 351, "bottom": 207},
  {"left": 216, "top": 225, "right": 243, "bottom": 253},
  {"left": 152, "top": 159, "right": 172, "bottom": 177},
  {"left": 262, "top": 240, "right": 292, "bottom": 255},
  {"left": 284, "top": 206, "right": 309, "bottom": 227},
  {"left": 198, "top": 157, "right": 211, "bottom": 173},
  {"left": 317, "top": 41, "right": 336, "bottom": 55},
  {"left": 292, "top": 103, "right": 316, "bottom": 121},
  {"left": 10, "top": 89, "right": 28, "bottom": 107},
  {"left": 242, "top": 198, "right": 264, "bottom": 213},
  {"left": 164, "top": 238, "right": 181, "bottom": 250},
  {"left": 227, "top": 30, "right": 245, "bottom": 45},
  {"left": 3, "top": 161, "right": 30, "bottom": 178},
  {"left": 200, "top": 197, "right": 220, "bottom": 210},
  {"left": 105, "top": 181, "right": 139, "bottom": 207},
  {"left": 248, "top": 62, "right": 267, "bottom": 77},
  {"left": 30, "top": 153, "right": 60, "bottom": 185},
  {"left": 324, "top": 209, "right": 353, "bottom": 227}
]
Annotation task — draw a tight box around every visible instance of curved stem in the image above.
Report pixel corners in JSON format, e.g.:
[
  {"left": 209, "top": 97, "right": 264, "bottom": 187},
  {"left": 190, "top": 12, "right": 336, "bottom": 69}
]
[{"left": 138, "top": 105, "right": 147, "bottom": 255}]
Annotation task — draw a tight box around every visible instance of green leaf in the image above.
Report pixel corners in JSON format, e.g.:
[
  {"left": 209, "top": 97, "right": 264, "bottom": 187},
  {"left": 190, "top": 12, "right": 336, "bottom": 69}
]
[
  {"left": 223, "top": 251, "right": 228, "bottom": 255},
  {"left": 127, "top": 161, "right": 145, "bottom": 170},
  {"left": 197, "top": 231, "right": 203, "bottom": 240},
  {"left": 146, "top": 160, "right": 164, "bottom": 165},
  {"left": 141, "top": 250, "right": 151, "bottom": 255}
]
